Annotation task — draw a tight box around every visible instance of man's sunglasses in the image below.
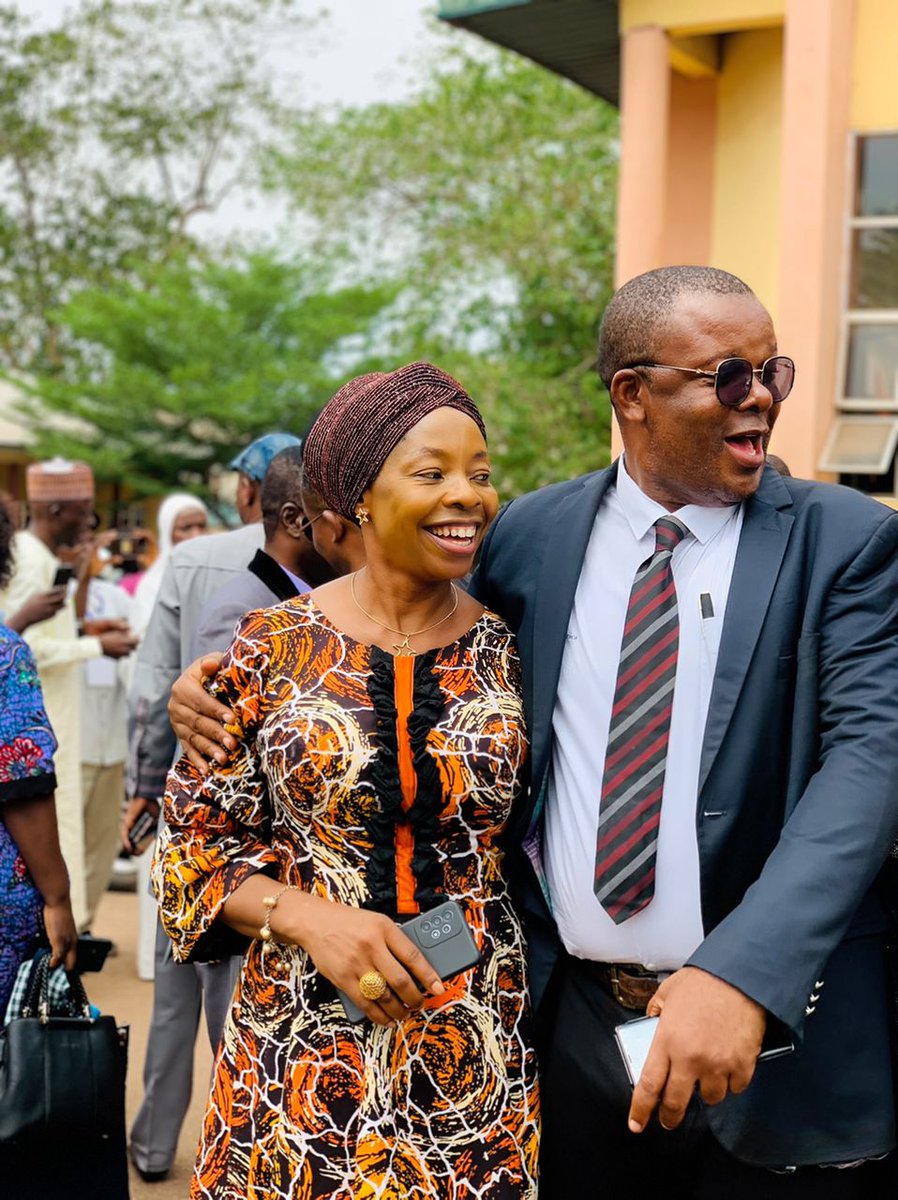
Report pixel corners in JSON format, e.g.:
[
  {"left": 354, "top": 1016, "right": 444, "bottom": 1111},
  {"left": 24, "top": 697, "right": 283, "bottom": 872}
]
[{"left": 627, "top": 355, "right": 795, "bottom": 408}]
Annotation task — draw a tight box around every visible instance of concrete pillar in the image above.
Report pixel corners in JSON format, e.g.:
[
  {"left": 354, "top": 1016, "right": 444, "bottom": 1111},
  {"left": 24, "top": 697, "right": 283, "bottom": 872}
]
[
  {"left": 663, "top": 73, "right": 716, "bottom": 267},
  {"left": 772, "top": 0, "right": 855, "bottom": 479},
  {"left": 615, "top": 25, "right": 671, "bottom": 286}
]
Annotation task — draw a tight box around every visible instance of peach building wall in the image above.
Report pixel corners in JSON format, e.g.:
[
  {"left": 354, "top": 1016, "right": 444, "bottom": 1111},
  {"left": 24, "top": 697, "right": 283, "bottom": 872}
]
[
  {"left": 708, "top": 27, "right": 783, "bottom": 317},
  {"left": 852, "top": 0, "right": 898, "bottom": 128},
  {"left": 613, "top": 0, "right": 882, "bottom": 482}
]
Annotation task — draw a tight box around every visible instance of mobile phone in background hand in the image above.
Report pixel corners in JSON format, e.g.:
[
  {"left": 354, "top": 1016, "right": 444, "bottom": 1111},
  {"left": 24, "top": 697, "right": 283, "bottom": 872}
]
[
  {"left": 127, "top": 809, "right": 159, "bottom": 854},
  {"left": 75, "top": 934, "right": 113, "bottom": 973},
  {"left": 52, "top": 565, "right": 74, "bottom": 588}
]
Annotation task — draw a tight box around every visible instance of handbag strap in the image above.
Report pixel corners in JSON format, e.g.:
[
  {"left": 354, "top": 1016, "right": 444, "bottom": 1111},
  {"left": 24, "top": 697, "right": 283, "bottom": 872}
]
[
  {"left": 20, "top": 950, "right": 91, "bottom": 1022},
  {"left": 63, "top": 968, "right": 92, "bottom": 1018},
  {"left": 20, "top": 950, "right": 50, "bottom": 1018}
]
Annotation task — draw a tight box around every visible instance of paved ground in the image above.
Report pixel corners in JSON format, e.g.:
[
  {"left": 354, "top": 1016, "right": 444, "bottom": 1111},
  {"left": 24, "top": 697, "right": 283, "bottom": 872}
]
[{"left": 88, "top": 887, "right": 213, "bottom": 1200}]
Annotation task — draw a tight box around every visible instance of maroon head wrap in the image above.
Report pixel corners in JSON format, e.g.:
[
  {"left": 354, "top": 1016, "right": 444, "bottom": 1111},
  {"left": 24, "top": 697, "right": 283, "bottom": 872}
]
[{"left": 303, "top": 361, "right": 487, "bottom": 521}]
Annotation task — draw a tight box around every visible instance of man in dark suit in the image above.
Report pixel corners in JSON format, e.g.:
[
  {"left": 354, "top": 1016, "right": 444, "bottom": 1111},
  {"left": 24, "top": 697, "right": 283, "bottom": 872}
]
[{"left": 471, "top": 265, "right": 898, "bottom": 1196}]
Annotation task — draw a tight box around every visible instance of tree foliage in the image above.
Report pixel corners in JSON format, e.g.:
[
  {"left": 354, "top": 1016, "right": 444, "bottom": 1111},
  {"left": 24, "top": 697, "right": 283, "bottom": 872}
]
[
  {"left": 0, "top": 0, "right": 311, "bottom": 373},
  {"left": 22, "top": 250, "right": 397, "bottom": 500},
  {"left": 4, "top": 5, "right": 619, "bottom": 501},
  {"left": 270, "top": 39, "right": 620, "bottom": 495}
]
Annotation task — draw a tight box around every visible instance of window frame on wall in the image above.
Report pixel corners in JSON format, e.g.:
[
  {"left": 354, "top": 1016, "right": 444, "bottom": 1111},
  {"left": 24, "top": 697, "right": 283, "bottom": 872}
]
[
  {"left": 835, "top": 131, "right": 898, "bottom": 414},
  {"left": 824, "top": 131, "right": 898, "bottom": 490}
]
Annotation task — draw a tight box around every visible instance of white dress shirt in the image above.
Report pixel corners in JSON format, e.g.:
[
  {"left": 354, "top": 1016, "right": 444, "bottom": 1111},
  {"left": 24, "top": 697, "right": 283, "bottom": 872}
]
[
  {"left": 81, "top": 577, "right": 133, "bottom": 765},
  {"left": 544, "top": 458, "right": 744, "bottom": 969}
]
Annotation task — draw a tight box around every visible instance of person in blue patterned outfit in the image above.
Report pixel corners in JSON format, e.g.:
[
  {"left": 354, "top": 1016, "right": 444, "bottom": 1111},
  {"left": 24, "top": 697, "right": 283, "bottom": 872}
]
[{"left": 0, "top": 502, "right": 77, "bottom": 1013}]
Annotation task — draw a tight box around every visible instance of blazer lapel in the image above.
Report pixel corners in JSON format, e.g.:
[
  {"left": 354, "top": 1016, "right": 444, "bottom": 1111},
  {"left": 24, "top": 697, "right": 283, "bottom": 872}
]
[
  {"left": 698, "top": 470, "right": 795, "bottom": 794},
  {"left": 529, "top": 463, "right": 617, "bottom": 799},
  {"left": 247, "top": 549, "right": 301, "bottom": 602}
]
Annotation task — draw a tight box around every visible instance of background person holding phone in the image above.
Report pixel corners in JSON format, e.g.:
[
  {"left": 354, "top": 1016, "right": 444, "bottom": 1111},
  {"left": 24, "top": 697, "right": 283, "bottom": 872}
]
[{"left": 0, "top": 457, "right": 137, "bottom": 929}]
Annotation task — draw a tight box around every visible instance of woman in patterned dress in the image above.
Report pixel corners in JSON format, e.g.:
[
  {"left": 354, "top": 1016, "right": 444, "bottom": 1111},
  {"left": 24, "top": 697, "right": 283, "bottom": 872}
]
[
  {"left": 155, "top": 363, "right": 540, "bottom": 1199},
  {"left": 0, "top": 503, "right": 77, "bottom": 1014}
]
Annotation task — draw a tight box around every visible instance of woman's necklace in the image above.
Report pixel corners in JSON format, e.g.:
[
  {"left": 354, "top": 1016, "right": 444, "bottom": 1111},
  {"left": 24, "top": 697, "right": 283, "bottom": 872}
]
[{"left": 349, "top": 571, "right": 459, "bottom": 657}]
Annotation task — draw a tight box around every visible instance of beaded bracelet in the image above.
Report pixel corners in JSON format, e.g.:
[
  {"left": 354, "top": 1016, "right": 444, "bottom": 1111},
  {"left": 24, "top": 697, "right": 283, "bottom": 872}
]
[{"left": 259, "top": 884, "right": 299, "bottom": 944}]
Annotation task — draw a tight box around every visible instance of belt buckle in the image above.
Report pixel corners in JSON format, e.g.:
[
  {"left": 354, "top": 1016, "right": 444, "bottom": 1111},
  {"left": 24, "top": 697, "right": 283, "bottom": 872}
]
[{"left": 608, "top": 965, "right": 625, "bottom": 1007}]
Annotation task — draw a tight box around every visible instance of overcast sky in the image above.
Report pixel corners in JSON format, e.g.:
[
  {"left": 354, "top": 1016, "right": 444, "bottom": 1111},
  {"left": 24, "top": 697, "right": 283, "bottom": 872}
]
[
  {"left": 17, "top": 0, "right": 464, "bottom": 238},
  {"left": 21, "top": 0, "right": 450, "bottom": 107}
]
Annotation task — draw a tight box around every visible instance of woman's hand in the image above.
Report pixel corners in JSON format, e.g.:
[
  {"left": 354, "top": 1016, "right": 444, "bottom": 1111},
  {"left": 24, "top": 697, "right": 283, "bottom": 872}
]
[
  {"left": 221, "top": 877, "right": 446, "bottom": 1027},
  {"left": 43, "top": 898, "right": 78, "bottom": 971},
  {"left": 168, "top": 653, "right": 235, "bottom": 773},
  {"left": 281, "top": 894, "right": 445, "bottom": 1027}
]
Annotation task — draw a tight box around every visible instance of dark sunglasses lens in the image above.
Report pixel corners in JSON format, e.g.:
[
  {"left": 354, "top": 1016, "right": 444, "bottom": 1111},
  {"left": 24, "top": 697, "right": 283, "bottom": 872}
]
[
  {"left": 716, "top": 359, "right": 752, "bottom": 407},
  {"left": 762, "top": 356, "right": 794, "bottom": 403}
]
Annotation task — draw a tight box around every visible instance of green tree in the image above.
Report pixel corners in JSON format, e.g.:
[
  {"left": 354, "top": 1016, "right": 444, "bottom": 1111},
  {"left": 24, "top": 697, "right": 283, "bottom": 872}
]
[
  {"left": 0, "top": 0, "right": 311, "bottom": 373},
  {"left": 22, "top": 250, "right": 397, "bottom": 501},
  {"left": 269, "top": 39, "right": 619, "bottom": 495}
]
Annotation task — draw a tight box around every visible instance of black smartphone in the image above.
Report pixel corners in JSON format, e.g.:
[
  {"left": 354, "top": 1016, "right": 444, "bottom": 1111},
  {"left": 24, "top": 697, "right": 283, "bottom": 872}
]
[
  {"left": 127, "top": 809, "right": 159, "bottom": 854},
  {"left": 338, "top": 899, "right": 481, "bottom": 1023},
  {"left": 75, "top": 934, "right": 113, "bottom": 973},
  {"left": 52, "top": 565, "right": 74, "bottom": 587}
]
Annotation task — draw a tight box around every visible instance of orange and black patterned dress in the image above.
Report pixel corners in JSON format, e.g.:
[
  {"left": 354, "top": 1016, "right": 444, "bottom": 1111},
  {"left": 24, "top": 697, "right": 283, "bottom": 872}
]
[{"left": 155, "top": 595, "right": 540, "bottom": 1199}]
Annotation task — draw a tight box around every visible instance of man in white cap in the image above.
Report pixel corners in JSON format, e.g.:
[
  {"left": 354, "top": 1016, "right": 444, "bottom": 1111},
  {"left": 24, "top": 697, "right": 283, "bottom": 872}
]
[{"left": 0, "top": 457, "right": 137, "bottom": 928}]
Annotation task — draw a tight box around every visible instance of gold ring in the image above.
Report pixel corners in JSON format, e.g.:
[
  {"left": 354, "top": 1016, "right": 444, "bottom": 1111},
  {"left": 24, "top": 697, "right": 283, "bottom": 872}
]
[{"left": 358, "top": 970, "right": 388, "bottom": 1001}]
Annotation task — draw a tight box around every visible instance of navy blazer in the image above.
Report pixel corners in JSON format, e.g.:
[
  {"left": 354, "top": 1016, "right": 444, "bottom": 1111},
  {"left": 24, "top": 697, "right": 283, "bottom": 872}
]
[{"left": 471, "top": 462, "right": 898, "bottom": 1168}]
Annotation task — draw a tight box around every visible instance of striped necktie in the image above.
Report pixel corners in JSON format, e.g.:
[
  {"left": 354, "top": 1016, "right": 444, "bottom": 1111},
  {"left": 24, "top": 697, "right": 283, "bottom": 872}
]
[{"left": 594, "top": 516, "right": 688, "bottom": 923}]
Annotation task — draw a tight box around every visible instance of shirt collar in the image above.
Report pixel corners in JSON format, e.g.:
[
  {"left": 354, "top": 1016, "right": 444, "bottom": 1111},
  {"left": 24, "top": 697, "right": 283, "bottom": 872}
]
[
  {"left": 280, "top": 563, "right": 308, "bottom": 593},
  {"left": 616, "top": 456, "right": 740, "bottom": 546}
]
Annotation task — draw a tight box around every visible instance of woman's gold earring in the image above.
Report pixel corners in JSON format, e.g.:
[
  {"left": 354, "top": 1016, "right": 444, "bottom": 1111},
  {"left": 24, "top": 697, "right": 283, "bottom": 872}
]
[{"left": 356, "top": 508, "right": 370, "bottom": 525}]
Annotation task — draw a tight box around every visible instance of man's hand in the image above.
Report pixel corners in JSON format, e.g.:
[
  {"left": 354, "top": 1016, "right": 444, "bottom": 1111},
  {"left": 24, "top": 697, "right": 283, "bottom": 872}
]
[
  {"left": 120, "top": 796, "right": 160, "bottom": 854},
  {"left": 82, "top": 617, "right": 129, "bottom": 637},
  {"left": 98, "top": 628, "right": 139, "bottom": 658},
  {"left": 628, "top": 966, "right": 766, "bottom": 1133},
  {"left": 6, "top": 587, "right": 67, "bottom": 633},
  {"left": 168, "top": 653, "right": 235, "bottom": 774}
]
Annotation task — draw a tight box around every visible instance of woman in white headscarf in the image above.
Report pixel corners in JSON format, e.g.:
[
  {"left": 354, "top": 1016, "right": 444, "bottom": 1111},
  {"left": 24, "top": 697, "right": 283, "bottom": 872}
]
[
  {"left": 130, "top": 493, "right": 208, "bottom": 979},
  {"left": 132, "top": 493, "right": 209, "bottom": 637}
]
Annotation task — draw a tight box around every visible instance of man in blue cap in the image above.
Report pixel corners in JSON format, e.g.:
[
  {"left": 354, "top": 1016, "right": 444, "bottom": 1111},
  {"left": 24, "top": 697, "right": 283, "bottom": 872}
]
[
  {"left": 229, "top": 431, "right": 300, "bottom": 526},
  {"left": 124, "top": 431, "right": 300, "bottom": 1183}
]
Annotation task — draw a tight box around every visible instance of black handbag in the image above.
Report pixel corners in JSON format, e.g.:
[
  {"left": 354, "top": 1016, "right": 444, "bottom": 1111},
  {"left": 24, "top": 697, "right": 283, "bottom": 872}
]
[{"left": 0, "top": 950, "right": 128, "bottom": 1145}]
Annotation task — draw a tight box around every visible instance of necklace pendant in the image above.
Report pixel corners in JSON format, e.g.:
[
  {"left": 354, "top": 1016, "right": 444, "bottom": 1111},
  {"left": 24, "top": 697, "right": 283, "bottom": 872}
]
[{"left": 392, "top": 634, "right": 415, "bottom": 656}]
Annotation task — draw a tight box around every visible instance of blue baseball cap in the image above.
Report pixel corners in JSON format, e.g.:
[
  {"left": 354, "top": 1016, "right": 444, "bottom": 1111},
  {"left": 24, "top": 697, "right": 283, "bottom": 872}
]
[{"left": 229, "top": 433, "right": 301, "bottom": 482}]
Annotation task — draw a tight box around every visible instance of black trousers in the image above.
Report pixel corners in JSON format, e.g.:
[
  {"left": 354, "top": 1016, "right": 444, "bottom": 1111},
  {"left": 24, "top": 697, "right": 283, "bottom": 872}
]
[{"left": 539, "top": 952, "right": 890, "bottom": 1199}]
